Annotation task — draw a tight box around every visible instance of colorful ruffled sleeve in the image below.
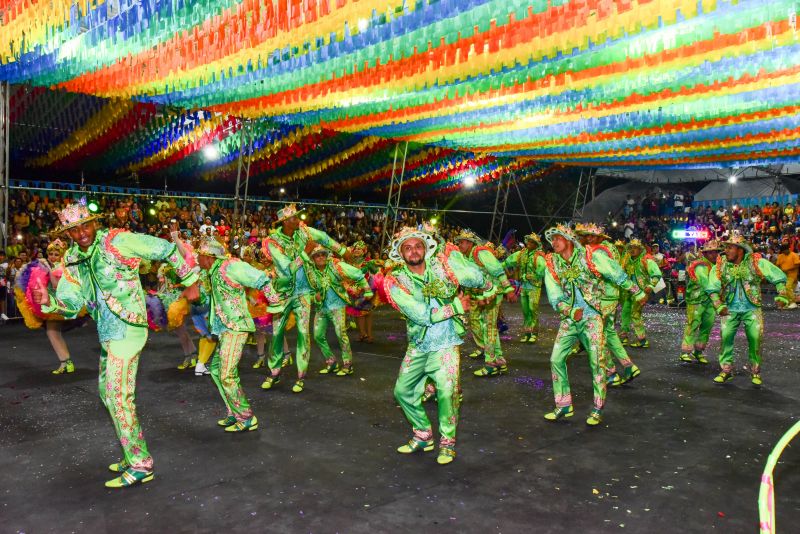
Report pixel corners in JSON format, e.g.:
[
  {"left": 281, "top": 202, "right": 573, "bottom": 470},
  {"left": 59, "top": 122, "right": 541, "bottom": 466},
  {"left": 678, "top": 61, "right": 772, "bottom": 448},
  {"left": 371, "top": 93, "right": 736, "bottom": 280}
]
[
  {"left": 42, "top": 267, "right": 85, "bottom": 319},
  {"left": 224, "top": 259, "right": 280, "bottom": 304},
  {"left": 706, "top": 263, "right": 725, "bottom": 311},
  {"left": 305, "top": 225, "right": 347, "bottom": 256},
  {"left": 476, "top": 248, "right": 513, "bottom": 293},
  {"left": 543, "top": 260, "right": 572, "bottom": 319},
  {"left": 112, "top": 232, "right": 198, "bottom": 287}
]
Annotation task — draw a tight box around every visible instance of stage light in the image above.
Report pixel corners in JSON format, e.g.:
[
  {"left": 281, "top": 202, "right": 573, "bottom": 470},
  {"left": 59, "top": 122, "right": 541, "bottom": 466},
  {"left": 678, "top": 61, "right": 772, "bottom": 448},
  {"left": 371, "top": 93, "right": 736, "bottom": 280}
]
[
  {"left": 300, "top": 214, "right": 306, "bottom": 220},
  {"left": 357, "top": 18, "right": 369, "bottom": 32},
  {"left": 728, "top": 175, "right": 737, "bottom": 184},
  {"left": 148, "top": 208, "right": 156, "bottom": 216},
  {"left": 279, "top": 187, "right": 286, "bottom": 194},
  {"left": 430, "top": 217, "right": 438, "bottom": 225},
  {"left": 203, "top": 145, "right": 220, "bottom": 161},
  {"left": 612, "top": 221, "right": 618, "bottom": 227},
  {"left": 463, "top": 175, "right": 476, "bottom": 188},
  {"left": 87, "top": 199, "right": 99, "bottom": 213}
]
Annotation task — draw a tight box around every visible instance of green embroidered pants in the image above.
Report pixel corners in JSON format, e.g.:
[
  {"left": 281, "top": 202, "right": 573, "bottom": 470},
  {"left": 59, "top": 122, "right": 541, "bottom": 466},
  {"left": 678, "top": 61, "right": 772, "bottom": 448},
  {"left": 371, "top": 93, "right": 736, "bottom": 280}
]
[
  {"left": 719, "top": 309, "right": 763, "bottom": 374},
  {"left": 394, "top": 345, "right": 461, "bottom": 447},
  {"left": 549, "top": 314, "right": 607, "bottom": 410},
  {"left": 481, "top": 294, "right": 505, "bottom": 367},
  {"left": 314, "top": 306, "right": 352, "bottom": 366},
  {"left": 270, "top": 294, "right": 312, "bottom": 378},
  {"left": 210, "top": 330, "right": 253, "bottom": 421},
  {"left": 520, "top": 285, "right": 542, "bottom": 334},
  {"left": 681, "top": 303, "right": 716, "bottom": 353},
  {"left": 98, "top": 325, "right": 151, "bottom": 472}
]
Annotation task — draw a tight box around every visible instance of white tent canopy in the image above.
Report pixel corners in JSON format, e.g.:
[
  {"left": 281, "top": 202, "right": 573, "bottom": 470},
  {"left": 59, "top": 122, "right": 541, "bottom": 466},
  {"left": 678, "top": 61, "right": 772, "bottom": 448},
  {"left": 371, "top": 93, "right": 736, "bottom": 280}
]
[{"left": 595, "top": 164, "right": 800, "bottom": 184}]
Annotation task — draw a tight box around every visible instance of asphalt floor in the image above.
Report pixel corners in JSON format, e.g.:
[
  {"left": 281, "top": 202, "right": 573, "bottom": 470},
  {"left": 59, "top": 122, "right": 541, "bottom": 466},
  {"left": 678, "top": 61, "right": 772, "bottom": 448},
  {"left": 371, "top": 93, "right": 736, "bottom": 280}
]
[{"left": 1, "top": 303, "right": 798, "bottom": 533}]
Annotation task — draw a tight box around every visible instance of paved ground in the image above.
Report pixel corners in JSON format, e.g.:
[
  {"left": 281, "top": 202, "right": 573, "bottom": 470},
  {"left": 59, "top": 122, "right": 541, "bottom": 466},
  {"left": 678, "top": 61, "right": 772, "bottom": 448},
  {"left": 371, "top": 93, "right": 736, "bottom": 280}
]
[{"left": 1, "top": 304, "right": 798, "bottom": 533}]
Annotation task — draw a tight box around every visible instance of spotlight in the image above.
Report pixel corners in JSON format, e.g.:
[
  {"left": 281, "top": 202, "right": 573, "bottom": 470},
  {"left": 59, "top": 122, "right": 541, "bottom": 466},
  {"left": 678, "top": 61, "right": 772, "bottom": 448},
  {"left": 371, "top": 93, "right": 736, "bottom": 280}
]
[
  {"left": 300, "top": 214, "right": 307, "bottom": 220},
  {"left": 149, "top": 208, "right": 156, "bottom": 216},
  {"left": 612, "top": 221, "right": 618, "bottom": 227},
  {"left": 279, "top": 188, "right": 286, "bottom": 194},
  {"left": 87, "top": 199, "right": 99, "bottom": 213},
  {"left": 463, "top": 175, "right": 476, "bottom": 188},
  {"left": 728, "top": 175, "right": 737, "bottom": 184},
  {"left": 203, "top": 145, "right": 220, "bottom": 161},
  {"left": 430, "top": 217, "right": 438, "bottom": 225},
  {"left": 357, "top": 18, "right": 369, "bottom": 32}
]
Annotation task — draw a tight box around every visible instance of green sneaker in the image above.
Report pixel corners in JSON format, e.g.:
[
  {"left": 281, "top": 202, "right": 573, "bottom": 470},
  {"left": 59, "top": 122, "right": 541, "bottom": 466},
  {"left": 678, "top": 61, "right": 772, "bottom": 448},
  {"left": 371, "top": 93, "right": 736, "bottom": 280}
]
[
  {"left": 105, "top": 467, "right": 154, "bottom": 489},
  {"left": 622, "top": 364, "right": 641, "bottom": 384},
  {"left": 252, "top": 355, "right": 266, "bottom": 369},
  {"left": 751, "top": 374, "right": 763, "bottom": 387},
  {"left": 397, "top": 438, "right": 434, "bottom": 454},
  {"left": 224, "top": 415, "right": 259, "bottom": 432},
  {"left": 693, "top": 351, "right": 708, "bottom": 364},
  {"left": 473, "top": 365, "right": 500, "bottom": 377},
  {"left": 261, "top": 375, "right": 281, "bottom": 390},
  {"left": 108, "top": 459, "right": 130, "bottom": 473},
  {"left": 52, "top": 359, "right": 75, "bottom": 375},
  {"left": 292, "top": 380, "right": 305, "bottom": 393},
  {"left": 217, "top": 415, "right": 237, "bottom": 427},
  {"left": 713, "top": 371, "right": 733, "bottom": 384},
  {"left": 607, "top": 373, "right": 623, "bottom": 387},
  {"left": 519, "top": 334, "right": 530, "bottom": 342},
  {"left": 335, "top": 366, "right": 354, "bottom": 377},
  {"left": 621, "top": 337, "right": 629, "bottom": 346},
  {"left": 527, "top": 334, "right": 538, "bottom": 344},
  {"left": 629, "top": 339, "right": 648, "bottom": 348},
  {"left": 586, "top": 409, "right": 603, "bottom": 427},
  {"left": 318, "top": 362, "right": 340, "bottom": 375},
  {"left": 544, "top": 406, "right": 574, "bottom": 421},
  {"left": 437, "top": 446, "right": 456, "bottom": 466},
  {"left": 679, "top": 353, "right": 694, "bottom": 363},
  {"left": 467, "top": 349, "right": 484, "bottom": 359}
]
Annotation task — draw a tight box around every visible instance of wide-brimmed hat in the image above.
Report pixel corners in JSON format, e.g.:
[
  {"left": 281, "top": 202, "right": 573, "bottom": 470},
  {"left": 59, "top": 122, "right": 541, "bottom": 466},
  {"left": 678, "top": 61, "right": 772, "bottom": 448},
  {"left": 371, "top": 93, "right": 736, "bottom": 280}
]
[
  {"left": 55, "top": 197, "right": 103, "bottom": 232},
  {"left": 46, "top": 238, "right": 67, "bottom": 256},
  {"left": 700, "top": 239, "right": 723, "bottom": 252},
  {"left": 544, "top": 224, "right": 580, "bottom": 246},
  {"left": 197, "top": 237, "right": 227, "bottom": 258},
  {"left": 388, "top": 226, "right": 438, "bottom": 263},
  {"left": 273, "top": 203, "right": 305, "bottom": 226},
  {"left": 574, "top": 222, "right": 610, "bottom": 240},
  {"left": 523, "top": 232, "right": 542, "bottom": 245},
  {"left": 350, "top": 240, "right": 367, "bottom": 254},
  {"left": 309, "top": 245, "right": 331, "bottom": 257},
  {"left": 724, "top": 234, "right": 754, "bottom": 255},
  {"left": 454, "top": 229, "right": 483, "bottom": 245},
  {"left": 627, "top": 238, "right": 644, "bottom": 250}
]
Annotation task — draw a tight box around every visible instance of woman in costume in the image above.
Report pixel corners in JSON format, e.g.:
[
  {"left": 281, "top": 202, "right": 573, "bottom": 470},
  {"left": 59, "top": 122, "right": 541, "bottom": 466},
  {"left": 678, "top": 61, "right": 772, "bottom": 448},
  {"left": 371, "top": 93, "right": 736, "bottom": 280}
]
[
  {"left": 14, "top": 239, "right": 82, "bottom": 374},
  {"left": 345, "top": 241, "right": 381, "bottom": 343}
]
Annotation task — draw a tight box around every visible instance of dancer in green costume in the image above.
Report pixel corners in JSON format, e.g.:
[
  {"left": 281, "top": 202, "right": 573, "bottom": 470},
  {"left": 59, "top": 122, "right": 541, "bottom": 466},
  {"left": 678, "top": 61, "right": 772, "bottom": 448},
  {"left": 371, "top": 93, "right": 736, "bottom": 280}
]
[
  {"left": 503, "top": 232, "right": 546, "bottom": 343},
  {"left": 619, "top": 239, "right": 663, "bottom": 348},
  {"left": 707, "top": 235, "right": 788, "bottom": 386},
  {"left": 679, "top": 240, "right": 723, "bottom": 365},
  {"left": 542, "top": 225, "right": 646, "bottom": 427},
  {"left": 260, "top": 204, "right": 349, "bottom": 393},
  {"left": 384, "top": 226, "right": 493, "bottom": 465},
  {"left": 35, "top": 198, "right": 199, "bottom": 489},
  {"left": 197, "top": 238, "right": 279, "bottom": 432}
]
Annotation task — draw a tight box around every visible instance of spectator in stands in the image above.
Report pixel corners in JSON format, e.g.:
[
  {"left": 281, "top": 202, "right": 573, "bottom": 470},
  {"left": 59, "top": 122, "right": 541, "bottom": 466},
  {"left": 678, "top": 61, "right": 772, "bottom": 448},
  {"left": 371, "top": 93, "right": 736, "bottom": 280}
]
[{"left": 776, "top": 241, "right": 800, "bottom": 308}]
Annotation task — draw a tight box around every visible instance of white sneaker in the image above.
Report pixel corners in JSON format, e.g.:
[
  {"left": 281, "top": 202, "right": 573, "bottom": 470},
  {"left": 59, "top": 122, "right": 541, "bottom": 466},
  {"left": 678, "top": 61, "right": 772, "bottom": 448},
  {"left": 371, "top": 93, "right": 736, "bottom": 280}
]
[
  {"left": 194, "top": 362, "right": 210, "bottom": 376},
  {"left": 788, "top": 303, "right": 798, "bottom": 309},
  {"left": 0, "top": 313, "right": 8, "bottom": 321}
]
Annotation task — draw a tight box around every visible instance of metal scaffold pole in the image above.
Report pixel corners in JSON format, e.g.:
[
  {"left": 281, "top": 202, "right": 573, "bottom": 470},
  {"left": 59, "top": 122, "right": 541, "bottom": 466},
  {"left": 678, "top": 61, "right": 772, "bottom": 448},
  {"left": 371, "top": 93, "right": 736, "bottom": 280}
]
[
  {"left": 379, "top": 141, "right": 409, "bottom": 253},
  {"left": 0, "top": 82, "right": 10, "bottom": 252},
  {"left": 232, "top": 120, "right": 254, "bottom": 230},
  {"left": 488, "top": 173, "right": 511, "bottom": 243}
]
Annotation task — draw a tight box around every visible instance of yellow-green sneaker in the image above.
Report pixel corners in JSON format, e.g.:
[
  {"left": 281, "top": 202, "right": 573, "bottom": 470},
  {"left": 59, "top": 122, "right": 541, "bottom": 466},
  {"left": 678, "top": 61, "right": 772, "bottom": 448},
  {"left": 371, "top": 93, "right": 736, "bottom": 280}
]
[
  {"left": 713, "top": 371, "right": 733, "bottom": 384},
  {"left": 252, "top": 355, "right": 266, "bottom": 369},
  {"left": 108, "top": 459, "right": 130, "bottom": 473},
  {"left": 586, "top": 409, "right": 603, "bottom": 427},
  {"left": 217, "top": 415, "right": 237, "bottom": 427},
  {"left": 335, "top": 366, "right": 354, "bottom": 377},
  {"left": 751, "top": 374, "right": 763, "bottom": 387},
  {"left": 437, "top": 446, "right": 456, "bottom": 465},
  {"left": 52, "top": 359, "right": 75, "bottom": 375},
  {"left": 261, "top": 375, "right": 281, "bottom": 390},
  {"left": 291, "top": 380, "right": 305, "bottom": 393},
  {"left": 224, "top": 415, "right": 259, "bottom": 433},
  {"left": 544, "top": 406, "right": 574, "bottom": 421},
  {"left": 397, "top": 438, "right": 434, "bottom": 454},
  {"left": 105, "top": 468, "right": 154, "bottom": 489},
  {"left": 679, "top": 353, "right": 694, "bottom": 363}
]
